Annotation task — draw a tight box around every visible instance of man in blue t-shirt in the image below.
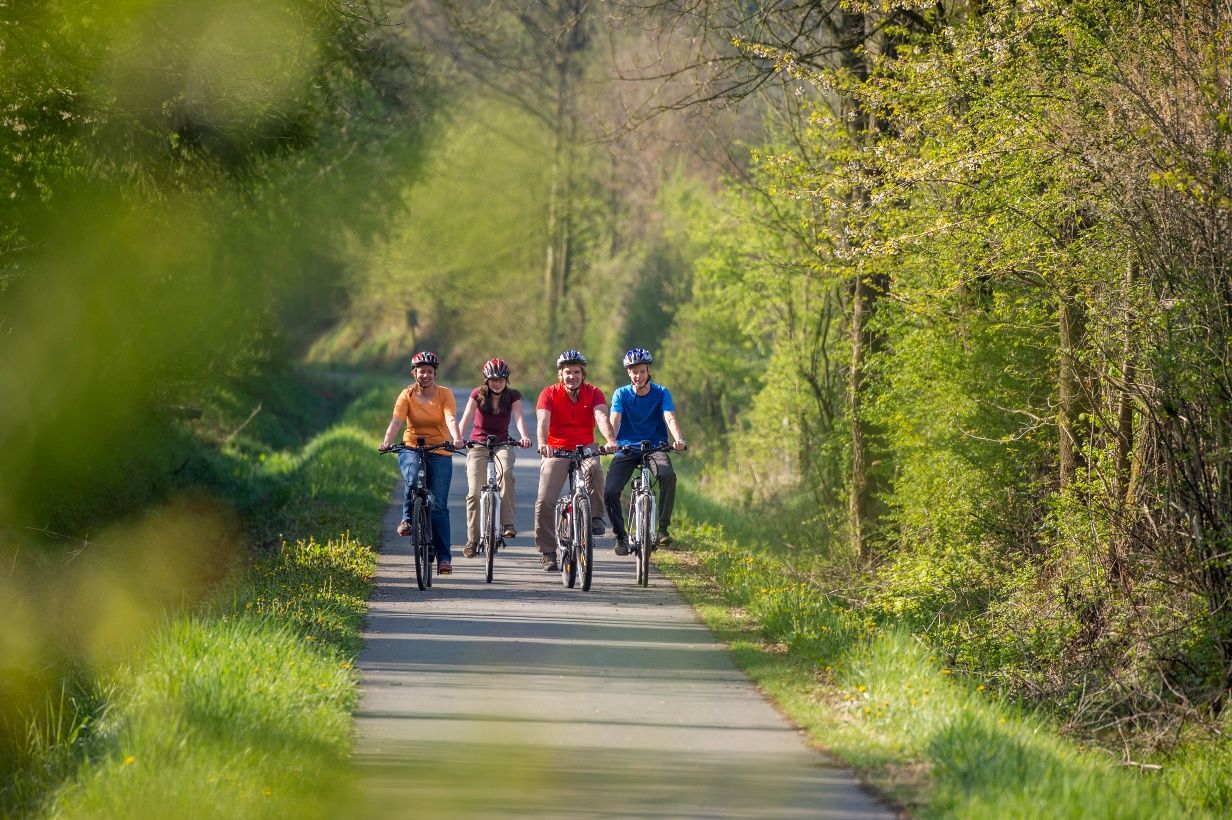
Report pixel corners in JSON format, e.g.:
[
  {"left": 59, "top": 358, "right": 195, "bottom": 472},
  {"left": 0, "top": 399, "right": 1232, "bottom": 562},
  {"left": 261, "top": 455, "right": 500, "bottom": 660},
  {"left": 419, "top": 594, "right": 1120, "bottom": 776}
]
[{"left": 604, "top": 347, "right": 687, "bottom": 555}]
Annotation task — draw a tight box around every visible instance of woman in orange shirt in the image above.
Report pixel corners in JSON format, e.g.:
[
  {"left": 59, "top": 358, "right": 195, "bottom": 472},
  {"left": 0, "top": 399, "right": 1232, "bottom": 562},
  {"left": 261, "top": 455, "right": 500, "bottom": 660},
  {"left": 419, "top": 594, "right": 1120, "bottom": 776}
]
[{"left": 379, "top": 351, "right": 464, "bottom": 574}]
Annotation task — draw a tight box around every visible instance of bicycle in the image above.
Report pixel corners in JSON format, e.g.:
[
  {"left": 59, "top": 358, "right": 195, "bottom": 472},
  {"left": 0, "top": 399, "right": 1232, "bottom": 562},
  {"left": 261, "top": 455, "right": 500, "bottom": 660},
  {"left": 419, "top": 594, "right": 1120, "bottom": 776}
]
[
  {"left": 465, "top": 435, "right": 524, "bottom": 584},
  {"left": 618, "top": 441, "right": 685, "bottom": 587},
  {"left": 380, "top": 438, "right": 458, "bottom": 590},
  {"left": 551, "top": 444, "right": 603, "bottom": 591}
]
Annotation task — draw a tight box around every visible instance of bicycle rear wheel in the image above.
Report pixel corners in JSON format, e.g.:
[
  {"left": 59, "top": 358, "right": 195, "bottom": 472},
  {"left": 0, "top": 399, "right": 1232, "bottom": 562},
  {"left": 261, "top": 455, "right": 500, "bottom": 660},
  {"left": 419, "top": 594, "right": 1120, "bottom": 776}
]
[
  {"left": 577, "top": 495, "right": 593, "bottom": 591},
  {"left": 636, "top": 493, "right": 652, "bottom": 587},
  {"left": 412, "top": 496, "right": 430, "bottom": 591}
]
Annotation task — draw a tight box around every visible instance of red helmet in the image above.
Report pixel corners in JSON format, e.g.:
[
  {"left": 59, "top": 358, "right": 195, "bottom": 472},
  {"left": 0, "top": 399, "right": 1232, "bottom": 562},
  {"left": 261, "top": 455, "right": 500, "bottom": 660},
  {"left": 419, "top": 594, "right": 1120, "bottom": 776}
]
[
  {"left": 483, "top": 357, "right": 510, "bottom": 379},
  {"left": 410, "top": 350, "right": 439, "bottom": 369}
]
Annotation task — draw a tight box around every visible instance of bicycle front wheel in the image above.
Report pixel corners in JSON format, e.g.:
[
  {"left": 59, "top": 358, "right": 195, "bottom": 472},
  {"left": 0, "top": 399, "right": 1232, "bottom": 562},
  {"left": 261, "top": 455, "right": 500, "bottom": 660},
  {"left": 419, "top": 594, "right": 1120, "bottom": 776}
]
[
  {"left": 576, "top": 495, "right": 593, "bottom": 591},
  {"left": 412, "top": 496, "right": 430, "bottom": 591},
  {"left": 482, "top": 491, "right": 498, "bottom": 584},
  {"left": 636, "top": 493, "right": 652, "bottom": 587}
]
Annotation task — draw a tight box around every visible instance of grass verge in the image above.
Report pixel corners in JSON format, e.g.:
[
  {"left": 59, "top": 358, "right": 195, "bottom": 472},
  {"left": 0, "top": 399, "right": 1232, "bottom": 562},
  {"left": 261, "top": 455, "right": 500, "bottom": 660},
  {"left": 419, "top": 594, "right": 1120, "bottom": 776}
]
[
  {"left": 659, "top": 478, "right": 1230, "bottom": 818},
  {"left": 13, "top": 377, "right": 400, "bottom": 818}
]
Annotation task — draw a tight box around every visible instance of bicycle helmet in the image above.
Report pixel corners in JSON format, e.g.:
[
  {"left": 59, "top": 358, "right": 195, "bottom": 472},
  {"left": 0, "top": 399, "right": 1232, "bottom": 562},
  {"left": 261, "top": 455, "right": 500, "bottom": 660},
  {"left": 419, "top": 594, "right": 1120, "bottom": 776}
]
[
  {"left": 482, "top": 357, "right": 510, "bottom": 379},
  {"left": 556, "top": 349, "right": 588, "bottom": 368},
  {"left": 410, "top": 350, "right": 439, "bottom": 369},
  {"left": 622, "top": 347, "right": 653, "bottom": 368}
]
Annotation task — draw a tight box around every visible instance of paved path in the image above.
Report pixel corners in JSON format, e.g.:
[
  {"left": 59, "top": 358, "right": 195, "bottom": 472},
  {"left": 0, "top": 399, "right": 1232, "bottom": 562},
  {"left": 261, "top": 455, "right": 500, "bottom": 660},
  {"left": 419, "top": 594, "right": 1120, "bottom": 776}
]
[{"left": 353, "top": 394, "right": 890, "bottom": 818}]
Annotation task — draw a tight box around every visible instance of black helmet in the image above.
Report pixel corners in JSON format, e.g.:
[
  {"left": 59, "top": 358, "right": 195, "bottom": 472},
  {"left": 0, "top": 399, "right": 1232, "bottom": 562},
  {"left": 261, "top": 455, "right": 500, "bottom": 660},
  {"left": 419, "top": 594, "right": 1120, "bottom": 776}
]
[
  {"left": 556, "top": 349, "right": 587, "bottom": 368},
  {"left": 622, "top": 347, "right": 653, "bottom": 368}
]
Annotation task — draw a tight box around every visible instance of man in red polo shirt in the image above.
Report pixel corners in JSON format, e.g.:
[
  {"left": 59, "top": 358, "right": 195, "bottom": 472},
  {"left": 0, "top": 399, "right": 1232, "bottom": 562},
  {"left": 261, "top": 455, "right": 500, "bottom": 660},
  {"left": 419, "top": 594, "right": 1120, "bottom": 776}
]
[{"left": 534, "top": 349, "right": 618, "bottom": 571}]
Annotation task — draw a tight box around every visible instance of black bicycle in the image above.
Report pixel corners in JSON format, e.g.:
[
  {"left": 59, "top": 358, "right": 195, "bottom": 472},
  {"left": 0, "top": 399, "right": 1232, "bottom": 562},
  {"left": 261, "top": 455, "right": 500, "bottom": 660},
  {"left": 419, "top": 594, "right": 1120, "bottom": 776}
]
[
  {"left": 619, "top": 441, "right": 685, "bottom": 586},
  {"left": 380, "top": 438, "right": 458, "bottom": 590},
  {"left": 552, "top": 444, "right": 602, "bottom": 591},
  {"left": 465, "top": 436, "right": 525, "bottom": 583}
]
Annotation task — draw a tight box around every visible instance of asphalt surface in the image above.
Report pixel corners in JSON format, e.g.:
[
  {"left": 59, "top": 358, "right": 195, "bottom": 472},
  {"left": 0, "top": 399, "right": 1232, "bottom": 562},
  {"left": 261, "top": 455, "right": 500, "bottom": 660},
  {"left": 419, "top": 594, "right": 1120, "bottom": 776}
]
[{"left": 353, "top": 392, "right": 891, "bottom": 819}]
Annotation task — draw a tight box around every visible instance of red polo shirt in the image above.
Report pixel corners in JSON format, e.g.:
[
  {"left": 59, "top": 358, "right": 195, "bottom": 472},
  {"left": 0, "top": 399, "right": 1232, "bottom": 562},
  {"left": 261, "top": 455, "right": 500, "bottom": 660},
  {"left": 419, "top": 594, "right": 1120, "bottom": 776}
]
[{"left": 537, "top": 382, "right": 606, "bottom": 449}]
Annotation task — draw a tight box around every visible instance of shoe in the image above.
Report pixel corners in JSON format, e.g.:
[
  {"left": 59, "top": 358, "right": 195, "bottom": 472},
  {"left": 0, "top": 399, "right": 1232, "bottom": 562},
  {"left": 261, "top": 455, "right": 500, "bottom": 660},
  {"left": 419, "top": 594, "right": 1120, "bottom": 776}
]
[
  {"left": 655, "top": 529, "right": 672, "bottom": 548},
  {"left": 541, "top": 553, "right": 558, "bottom": 572},
  {"left": 614, "top": 536, "right": 630, "bottom": 556},
  {"left": 591, "top": 517, "right": 605, "bottom": 536},
  {"left": 397, "top": 520, "right": 412, "bottom": 536},
  {"left": 502, "top": 524, "right": 517, "bottom": 539},
  {"left": 463, "top": 542, "right": 477, "bottom": 558},
  {"left": 437, "top": 561, "right": 453, "bottom": 575}
]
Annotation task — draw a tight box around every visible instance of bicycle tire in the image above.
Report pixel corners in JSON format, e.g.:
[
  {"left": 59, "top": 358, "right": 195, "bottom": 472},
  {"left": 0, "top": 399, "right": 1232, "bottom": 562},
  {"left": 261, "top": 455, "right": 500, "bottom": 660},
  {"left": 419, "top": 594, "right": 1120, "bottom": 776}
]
[
  {"left": 577, "top": 494, "right": 593, "bottom": 591},
  {"left": 412, "top": 495, "right": 429, "bottom": 591},
  {"left": 636, "top": 493, "right": 652, "bottom": 587},
  {"left": 483, "top": 490, "right": 497, "bottom": 584},
  {"left": 562, "top": 508, "right": 577, "bottom": 589}
]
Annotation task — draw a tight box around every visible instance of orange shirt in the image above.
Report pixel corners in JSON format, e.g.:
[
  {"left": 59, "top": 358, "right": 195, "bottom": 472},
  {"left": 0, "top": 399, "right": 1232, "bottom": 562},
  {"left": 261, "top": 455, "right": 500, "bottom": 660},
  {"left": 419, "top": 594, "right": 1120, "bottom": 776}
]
[{"left": 394, "top": 385, "right": 457, "bottom": 446}]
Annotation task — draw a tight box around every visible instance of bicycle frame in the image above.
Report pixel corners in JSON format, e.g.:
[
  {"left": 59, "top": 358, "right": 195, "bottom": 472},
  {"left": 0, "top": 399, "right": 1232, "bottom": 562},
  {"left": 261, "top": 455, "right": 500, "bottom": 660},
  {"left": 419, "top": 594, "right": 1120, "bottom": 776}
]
[
  {"left": 553, "top": 445, "right": 597, "bottom": 591},
  {"left": 382, "top": 438, "right": 457, "bottom": 590},
  {"left": 619, "top": 441, "right": 680, "bottom": 587},
  {"left": 467, "top": 435, "right": 518, "bottom": 584}
]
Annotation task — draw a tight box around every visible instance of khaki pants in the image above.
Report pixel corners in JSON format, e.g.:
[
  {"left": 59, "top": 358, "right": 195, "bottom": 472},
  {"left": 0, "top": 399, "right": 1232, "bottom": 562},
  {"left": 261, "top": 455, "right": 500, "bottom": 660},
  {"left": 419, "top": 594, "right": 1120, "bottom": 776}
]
[
  {"left": 533, "top": 454, "right": 604, "bottom": 553},
  {"left": 464, "top": 446, "right": 517, "bottom": 544}
]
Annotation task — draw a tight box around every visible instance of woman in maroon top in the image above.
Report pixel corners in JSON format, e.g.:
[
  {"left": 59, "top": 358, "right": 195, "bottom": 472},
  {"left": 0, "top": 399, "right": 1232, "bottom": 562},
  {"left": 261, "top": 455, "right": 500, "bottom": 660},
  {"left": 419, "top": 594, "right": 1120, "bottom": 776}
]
[{"left": 457, "top": 357, "right": 532, "bottom": 557}]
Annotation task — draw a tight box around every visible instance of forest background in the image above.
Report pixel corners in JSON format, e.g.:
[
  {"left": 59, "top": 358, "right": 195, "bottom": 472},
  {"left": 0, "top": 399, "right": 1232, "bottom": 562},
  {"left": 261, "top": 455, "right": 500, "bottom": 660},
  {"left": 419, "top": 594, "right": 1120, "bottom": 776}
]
[{"left": 3, "top": 0, "right": 1232, "bottom": 812}]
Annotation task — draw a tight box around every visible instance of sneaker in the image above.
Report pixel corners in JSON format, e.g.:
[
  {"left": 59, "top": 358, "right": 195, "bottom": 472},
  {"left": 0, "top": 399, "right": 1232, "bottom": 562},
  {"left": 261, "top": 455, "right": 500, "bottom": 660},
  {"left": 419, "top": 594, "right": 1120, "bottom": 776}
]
[
  {"left": 437, "top": 561, "right": 452, "bottom": 575},
  {"left": 590, "top": 517, "right": 605, "bottom": 536},
  {"left": 502, "top": 524, "right": 517, "bottom": 539},
  {"left": 614, "top": 536, "right": 630, "bottom": 556},
  {"left": 397, "top": 520, "right": 412, "bottom": 537},
  {"left": 463, "top": 542, "right": 478, "bottom": 558},
  {"left": 655, "top": 529, "right": 672, "bottom": 548},
  {"left": 541, "top": 553, "right": 558, "bottom": 572}
]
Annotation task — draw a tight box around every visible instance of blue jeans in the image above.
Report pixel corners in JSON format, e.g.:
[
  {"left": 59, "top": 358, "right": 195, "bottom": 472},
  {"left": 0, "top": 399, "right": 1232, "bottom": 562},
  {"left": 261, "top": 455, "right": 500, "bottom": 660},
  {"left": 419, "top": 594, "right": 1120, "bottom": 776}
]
[{"left": 398, "top": 449, "right": 454, "bottom": 564}]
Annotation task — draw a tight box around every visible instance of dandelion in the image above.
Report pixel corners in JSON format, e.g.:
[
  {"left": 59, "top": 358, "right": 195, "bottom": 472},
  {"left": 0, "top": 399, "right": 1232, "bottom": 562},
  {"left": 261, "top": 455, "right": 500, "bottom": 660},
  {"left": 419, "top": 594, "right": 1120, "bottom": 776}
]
[
  {"left": 123, "top": 755, "right": 136, "bottom": 766},
  {"left": 976, "top": 684, "right": 986, "bottom": 692}
]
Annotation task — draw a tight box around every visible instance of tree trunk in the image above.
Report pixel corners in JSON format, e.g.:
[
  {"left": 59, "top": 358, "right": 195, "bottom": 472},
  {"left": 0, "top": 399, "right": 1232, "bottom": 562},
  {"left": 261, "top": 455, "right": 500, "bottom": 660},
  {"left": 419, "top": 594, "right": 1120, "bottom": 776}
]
[{"left": 1058, "top": 286, "right": 1088, "bottom": 488}]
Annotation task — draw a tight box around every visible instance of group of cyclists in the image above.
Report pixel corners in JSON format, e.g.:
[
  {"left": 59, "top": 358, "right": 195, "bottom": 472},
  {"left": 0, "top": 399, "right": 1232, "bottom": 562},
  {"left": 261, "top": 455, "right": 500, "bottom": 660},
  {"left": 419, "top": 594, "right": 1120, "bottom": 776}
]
[{"left": 377, "top": 347, "right": 686, "bottom": 576}]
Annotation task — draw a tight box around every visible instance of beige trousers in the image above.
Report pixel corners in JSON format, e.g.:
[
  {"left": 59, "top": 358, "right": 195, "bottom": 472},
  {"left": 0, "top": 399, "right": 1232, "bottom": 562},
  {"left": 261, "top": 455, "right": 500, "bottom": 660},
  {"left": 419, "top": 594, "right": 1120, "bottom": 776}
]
[
  {"left": 464, "top": 446, "right": 517, "bottom": 544},
  {"left": 533, "top": 454, "right": 604, "bottom": 553}
]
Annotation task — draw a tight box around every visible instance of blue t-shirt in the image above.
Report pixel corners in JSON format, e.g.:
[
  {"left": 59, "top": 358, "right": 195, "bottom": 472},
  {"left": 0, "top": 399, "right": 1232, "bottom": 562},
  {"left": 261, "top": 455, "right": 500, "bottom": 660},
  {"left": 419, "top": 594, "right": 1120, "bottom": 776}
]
[{"left": 612, "top": 383, "right": 675, "bottom": 447}]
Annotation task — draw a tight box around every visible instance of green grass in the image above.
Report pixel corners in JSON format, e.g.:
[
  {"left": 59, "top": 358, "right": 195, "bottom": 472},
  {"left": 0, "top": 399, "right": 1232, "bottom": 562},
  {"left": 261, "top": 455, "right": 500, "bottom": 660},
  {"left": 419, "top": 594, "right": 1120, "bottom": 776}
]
[
  {"left": 1, "top": 372, "right": 403, "bottom": 818},
  {"left": 659, "top": 478, "right": 1229, "bottom": 818}
]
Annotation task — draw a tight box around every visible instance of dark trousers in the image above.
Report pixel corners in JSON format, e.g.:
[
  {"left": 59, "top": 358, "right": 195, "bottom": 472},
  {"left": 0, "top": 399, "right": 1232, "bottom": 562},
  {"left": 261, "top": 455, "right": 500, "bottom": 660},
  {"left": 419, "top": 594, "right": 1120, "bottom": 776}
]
[{"left": 603, "top": 451, "right": 676, "bottom": 539}]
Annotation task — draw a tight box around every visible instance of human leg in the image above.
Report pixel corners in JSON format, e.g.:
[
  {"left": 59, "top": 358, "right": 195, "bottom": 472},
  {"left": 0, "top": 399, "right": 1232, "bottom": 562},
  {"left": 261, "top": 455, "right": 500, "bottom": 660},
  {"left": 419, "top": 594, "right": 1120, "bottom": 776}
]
[
  {"left": 649, "top": 452, "right": 677, "bottom": 531},
  {"left": 583, "top": 455, "right": 605, "bottom": 534},
  {"left": 397, "top": 448, "right": 423, "bottom": 523},
  {"left": 425, "top": 452, "right": 454, "bottom": 565},
  {"left": 464, "top": 448, "right": 486, "bottom": 550},
  {"left": 496, "top": 447, "right": 516, "bottom": 534},
  {"left": 533, "top": 457, "right": 570, "bottom": 554},
  {"left": 603, "top": 452, "right": 638, "bottom": 540}
]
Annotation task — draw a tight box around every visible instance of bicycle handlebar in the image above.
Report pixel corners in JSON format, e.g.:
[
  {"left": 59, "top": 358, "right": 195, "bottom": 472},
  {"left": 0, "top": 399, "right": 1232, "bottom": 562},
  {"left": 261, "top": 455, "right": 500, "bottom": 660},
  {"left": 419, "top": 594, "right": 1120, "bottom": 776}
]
[
  {"left": 379, "top": 440, "right": 460, "bottom": 455},
  {"left": 465, "top": 438, "right": 529, "bottom": 450},
  {"left": 617, "top": 441, "right": 687, "bottom": 455}
]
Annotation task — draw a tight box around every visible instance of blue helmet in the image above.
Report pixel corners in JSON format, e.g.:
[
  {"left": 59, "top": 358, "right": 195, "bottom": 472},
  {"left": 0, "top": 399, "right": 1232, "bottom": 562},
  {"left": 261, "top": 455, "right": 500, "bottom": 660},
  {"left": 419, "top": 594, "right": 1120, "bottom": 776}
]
[
  {"left": 622, "top": 347, "right": 653, "bottom": 368},
  {"left": 556, "top": 349, "right": 588, "bottom": 368}
]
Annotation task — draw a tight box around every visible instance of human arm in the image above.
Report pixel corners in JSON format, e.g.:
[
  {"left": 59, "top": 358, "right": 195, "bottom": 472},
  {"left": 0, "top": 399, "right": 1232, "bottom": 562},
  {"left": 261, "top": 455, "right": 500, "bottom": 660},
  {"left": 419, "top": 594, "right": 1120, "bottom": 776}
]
[
  {"left": 511, "top": 399, "right": 532, "bottom": 447},
  {"left": 457, "top": 396, "right": 478, "bottom": 442},
  {"left": 594, "top": 403, "right": 617, "bottom": 452},
  {"left": 379, "top": 416, "right": 403, "bottom": 451},
  {"left": 664, "top": 410, "right": 686, "bottom": 451},
  {"left": 536, "top": 407, "right": 551, "bottom": 456}
]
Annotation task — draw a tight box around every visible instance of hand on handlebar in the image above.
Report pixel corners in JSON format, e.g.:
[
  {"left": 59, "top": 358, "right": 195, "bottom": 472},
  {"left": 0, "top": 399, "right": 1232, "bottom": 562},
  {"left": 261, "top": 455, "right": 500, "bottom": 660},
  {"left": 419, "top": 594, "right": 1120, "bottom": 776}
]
[
  {"left": 519, "top": 437, "right": 532, "bottom": 448},
  {"left": 672, "top": 440, "right": 687, "bottom": 452}
]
